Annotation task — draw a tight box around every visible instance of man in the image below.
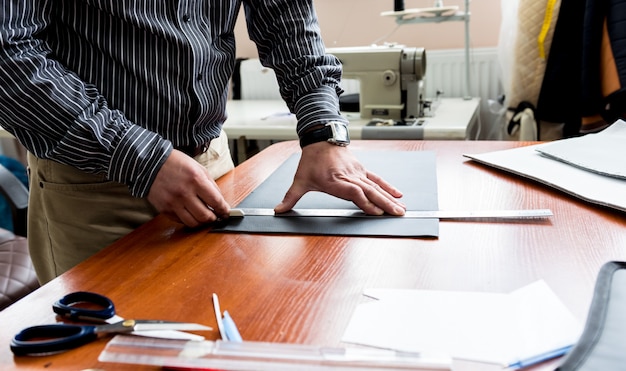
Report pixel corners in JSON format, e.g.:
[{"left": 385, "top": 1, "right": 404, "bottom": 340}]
[{"left": 0, "top": 1, "right": 406, "bottom": 284}]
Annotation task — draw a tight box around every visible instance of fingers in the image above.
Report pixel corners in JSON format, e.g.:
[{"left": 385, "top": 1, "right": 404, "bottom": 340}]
[
  {"left": 365, "top": 171, "right": 404, "bottom": 199},
  {"left": 347, "top": 172, "right": 406, "bottom": 216},
  {"left": 148, "top": 150, "right": 230, "bottom": 228},
  {"left": 179, "top": 193, "right": 227, "bottom": 227},
  {"left": 173, "top": 178, "right": 230, "bottom": 227},
  {"left": 274, "top": 169, "right": 405, "bottom": 216},
  {"left": 166, "top": 206, "right": 209, "bottom": 228},
  {"left": 274, "top": 184, "right": 306, "bottom": 214},
  {"left": 194, "top": 179, "right": 231, "bottom": 219},
  {"left": 156, "top": 186, "right": 225, "bottom": 228}
]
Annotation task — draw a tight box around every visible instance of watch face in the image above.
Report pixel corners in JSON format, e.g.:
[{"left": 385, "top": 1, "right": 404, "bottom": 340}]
[{"left": 328, "top": 122, "right": 350, "bottom": 145}]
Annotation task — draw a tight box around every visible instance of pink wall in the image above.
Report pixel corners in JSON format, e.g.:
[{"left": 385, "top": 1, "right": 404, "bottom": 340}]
[{"left": 235, "top": 0, "right": 502, "bottom": 58}]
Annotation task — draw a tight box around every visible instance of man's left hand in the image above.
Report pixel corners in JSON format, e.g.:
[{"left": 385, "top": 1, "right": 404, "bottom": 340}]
[{"left": 274, "top": 142, "right": 406, "bottom": 215}]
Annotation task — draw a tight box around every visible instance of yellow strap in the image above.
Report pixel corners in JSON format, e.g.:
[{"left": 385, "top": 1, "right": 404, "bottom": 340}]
[{"left": 538, "top": 0, "right": 558, "bottom": 60}]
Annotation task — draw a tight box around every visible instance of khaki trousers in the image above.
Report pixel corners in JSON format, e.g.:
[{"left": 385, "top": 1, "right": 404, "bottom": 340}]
[{"left": 27, "top": 131, "right": 234, "bottom": 284}]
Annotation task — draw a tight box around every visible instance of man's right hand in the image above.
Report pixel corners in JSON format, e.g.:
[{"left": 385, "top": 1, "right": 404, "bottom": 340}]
[{"left": 147, "top": 150, "right": 230, "bottom": 227}]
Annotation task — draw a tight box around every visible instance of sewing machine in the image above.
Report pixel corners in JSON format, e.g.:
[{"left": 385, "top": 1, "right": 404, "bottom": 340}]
[
  {"left": 224, "top": 45, "right": 480, "bottom": 162},
  {"left": 327, "top": 44, "right": 428, "bottom": 124}
]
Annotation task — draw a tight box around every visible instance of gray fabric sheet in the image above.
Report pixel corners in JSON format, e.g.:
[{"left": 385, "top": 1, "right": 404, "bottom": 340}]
[{"left": 216, "top": 150, "right": 439, "bottom": 237}]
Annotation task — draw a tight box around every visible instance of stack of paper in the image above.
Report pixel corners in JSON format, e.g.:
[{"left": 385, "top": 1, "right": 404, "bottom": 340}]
[
  {"left": 534, "top": 121, "right": 626, "bottom": 180},
  {"left": 341, "top": 281, "right": 581, "bottom": 367},
  {"left": 464, "top": 119, "right": 626, "bottom": 212}
]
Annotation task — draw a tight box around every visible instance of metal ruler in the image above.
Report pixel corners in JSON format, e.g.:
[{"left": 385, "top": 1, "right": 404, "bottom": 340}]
[{"left": 229, "top": 208, "right": 553, "bottom": 220}]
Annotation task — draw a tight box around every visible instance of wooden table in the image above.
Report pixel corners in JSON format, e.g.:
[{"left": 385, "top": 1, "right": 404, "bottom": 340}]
[{"left": 1, "top": 140, "right": 625, "bottom": 370}]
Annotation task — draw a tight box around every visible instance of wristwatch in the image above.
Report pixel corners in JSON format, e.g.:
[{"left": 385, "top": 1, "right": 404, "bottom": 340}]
[{"left": 299, "top": 121, "right": 350, "bottom": 148}]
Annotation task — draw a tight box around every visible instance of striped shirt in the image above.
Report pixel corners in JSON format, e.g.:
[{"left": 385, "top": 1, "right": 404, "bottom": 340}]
[{"left": 0, "top": 0, "right": 347, "bottom": 197}]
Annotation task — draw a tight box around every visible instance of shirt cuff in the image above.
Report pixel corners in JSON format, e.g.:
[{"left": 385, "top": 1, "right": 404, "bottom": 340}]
[
  {"left": 294, "top": 85, "right": 349, "bottom": 136},
  {"left": 109, "top": 125, "right": 172, "bottom": 198}
]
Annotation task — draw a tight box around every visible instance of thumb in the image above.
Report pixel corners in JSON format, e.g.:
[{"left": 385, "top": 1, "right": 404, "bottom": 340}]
[{"left": 274, "top": 184, "right": 307, "bottom": 213}]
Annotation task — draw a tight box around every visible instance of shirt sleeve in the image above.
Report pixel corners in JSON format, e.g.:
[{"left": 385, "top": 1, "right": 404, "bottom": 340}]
[
  {"left": 242, "top": 0, "right": 349, "bottom": 135},
  {"left": 0, "top": 1, "right": 171, "bottom": 197}
]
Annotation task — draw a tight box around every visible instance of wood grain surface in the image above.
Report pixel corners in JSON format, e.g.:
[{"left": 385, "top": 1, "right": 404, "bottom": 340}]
[{"left": 1, "top": 140, "right": 625, "bottom": 371}]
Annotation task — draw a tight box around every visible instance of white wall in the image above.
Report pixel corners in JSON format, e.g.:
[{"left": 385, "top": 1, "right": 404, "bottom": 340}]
[{"left": 235, "top": 0, "right": 501, "bottom": 58}]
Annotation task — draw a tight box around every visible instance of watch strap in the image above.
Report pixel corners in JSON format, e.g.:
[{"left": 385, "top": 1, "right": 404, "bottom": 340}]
[
  {"left": 299, "top": 122, "right": 350, "bottom": 148},
  {"left": 299, "top": 126, "right": 332, "bottom": 148}
]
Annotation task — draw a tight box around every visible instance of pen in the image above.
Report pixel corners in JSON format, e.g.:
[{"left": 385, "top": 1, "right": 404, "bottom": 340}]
[
  {"left": 212, "top": 293, "right": 227, "bottom": 341},
  {"left": 222, "top": 310, "right": 243, "bottom": 342},
  {"left": 506, "top": 345, "right": 573, "bottom": 370},
  {"left": 212, "top": 293, "right": 243, "bottom": 342}
]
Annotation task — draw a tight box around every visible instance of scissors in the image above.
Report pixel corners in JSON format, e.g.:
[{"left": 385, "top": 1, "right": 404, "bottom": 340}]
[{"left": 11, "top": 291, "right": 211, "bottom": 356}]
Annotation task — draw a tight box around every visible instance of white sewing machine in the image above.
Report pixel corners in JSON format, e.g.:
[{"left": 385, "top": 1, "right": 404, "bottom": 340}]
[
  {"left": 224, "top": 45, "right": 480, "bottom": 162},
  {"left": 326, "top": 45, "right": 428, "bottom": 123}
]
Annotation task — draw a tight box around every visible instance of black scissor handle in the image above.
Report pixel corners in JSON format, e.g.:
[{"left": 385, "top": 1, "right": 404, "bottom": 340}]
[
  {"left": 52, "top": 291, "right": 115, "bottom": 322},
  {"left": 10, "top": 324, "right": 97, "bottom": 356}
]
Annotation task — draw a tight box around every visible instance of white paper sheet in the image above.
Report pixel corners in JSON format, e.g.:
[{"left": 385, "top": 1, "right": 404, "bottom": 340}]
[
  {"left": 535, "top": 119, "right": 626, "bottom": 179},
  {"left": 341, "top": 281, "right": 581, "bottom": 366},
  {"left": 464, "top": 139, "right": 626, "bottom": 213}
]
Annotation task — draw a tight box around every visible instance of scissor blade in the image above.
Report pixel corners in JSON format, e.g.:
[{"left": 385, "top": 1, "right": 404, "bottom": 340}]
[
  {"left": 132, "top": 320, "right": 212, "bottom": 332},
  {"left": 229, "top": 208, "right": 554, "bottom": 220}
]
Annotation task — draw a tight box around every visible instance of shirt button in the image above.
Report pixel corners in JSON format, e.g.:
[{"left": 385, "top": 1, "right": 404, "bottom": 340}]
[
  {"left": 197, "top": 73, "right": 203, "bottom": 81},
  {"left": 182, "top": 14, "right": 190, "bottom": 22}
]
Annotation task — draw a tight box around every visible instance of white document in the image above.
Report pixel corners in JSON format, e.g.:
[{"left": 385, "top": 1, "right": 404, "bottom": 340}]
[
  {"left": 341, "top": 281, "right": 581, "bottom": 366},
  {"left": 464, "top": 134, "right": 626, "bottom": 213}
]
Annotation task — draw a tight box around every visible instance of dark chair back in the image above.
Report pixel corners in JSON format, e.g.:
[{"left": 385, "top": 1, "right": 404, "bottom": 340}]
[{"left": 0, "top": 163, "right": 38, "bottom": 310}]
